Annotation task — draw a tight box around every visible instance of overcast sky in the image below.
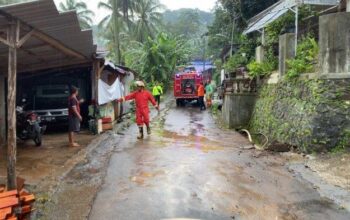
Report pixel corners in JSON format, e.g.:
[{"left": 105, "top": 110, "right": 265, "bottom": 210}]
[{"left": 54, "top": 0, "right": 216, "bottom": 24}]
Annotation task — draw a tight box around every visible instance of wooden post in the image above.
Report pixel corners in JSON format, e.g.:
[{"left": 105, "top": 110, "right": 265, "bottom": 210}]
[
  {"left": 7, "top": 20, "right": 18, "bottom": 190},
  {"left": 93, "top": 60, "right": 104, "bottom": 104},
  {"left": 92, "top": 60, "right": 100, "bottom": 103}
]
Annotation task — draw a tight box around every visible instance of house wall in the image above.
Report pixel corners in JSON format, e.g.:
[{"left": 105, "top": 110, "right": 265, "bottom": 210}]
[{"left": 0, "top": 73, "right": 5, "bottom": 146}]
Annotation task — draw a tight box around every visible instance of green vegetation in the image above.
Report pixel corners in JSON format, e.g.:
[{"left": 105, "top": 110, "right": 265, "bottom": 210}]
[
  {"left": 211, "top": 102, "right": 220, "bottom": 115},
  {"left": 286, "top": 37, "right": 319, "bottom": 79},
  {"left": 125, "top": 33, "right": 191, "bottom": 89},
  {"left": 247, "top": 61, "right": 274, "bottom": 78},
  {"left": 332, "top": 130, "right": 350, "bottom": 154},
  {"left": 93, "top": 0, "right": 216, "bottom": 87},
  {"left": 162, "top": 9, "right": 213, "bottom": 59},
  {"left": 223, "top": 53, "right": 247, "bottom": 73},
  {"left": 250, "top": 78, "right": 350, "bottom": 153}
]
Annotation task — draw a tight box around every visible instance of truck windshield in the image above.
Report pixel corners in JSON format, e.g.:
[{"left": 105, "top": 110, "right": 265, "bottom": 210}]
[{"left": 34, "top": 85, "right": 69, "bottom": 110}]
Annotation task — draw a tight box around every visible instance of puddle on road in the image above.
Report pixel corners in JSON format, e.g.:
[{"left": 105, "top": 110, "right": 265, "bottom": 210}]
[
  {"left": 150, "top": 128, "right": 226, "bottom": 153},
  {"left": 130, "top": 170, "right": 166, "bottom": 185}
]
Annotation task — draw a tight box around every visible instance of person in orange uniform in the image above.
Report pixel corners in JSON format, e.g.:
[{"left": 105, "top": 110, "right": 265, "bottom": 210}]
[
  {"left": 197, "top": 82, "right": 206, "bottom": 111},
  {"left": 117, "top": 81, "right": 159, "bottom": 139}
]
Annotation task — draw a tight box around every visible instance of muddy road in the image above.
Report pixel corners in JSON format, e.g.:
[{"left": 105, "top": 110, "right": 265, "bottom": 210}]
[{"left": 89, "top": 102, "right": 350, "bottom": 220}]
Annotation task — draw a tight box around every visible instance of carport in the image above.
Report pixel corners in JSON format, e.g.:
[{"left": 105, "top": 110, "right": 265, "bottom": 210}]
[{"left": 0, "top": 0, "right": 97, "bottom": 190}]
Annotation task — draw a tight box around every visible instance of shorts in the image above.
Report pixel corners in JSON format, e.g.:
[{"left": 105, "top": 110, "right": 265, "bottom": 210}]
[{"left": 68, "top": 116, "right": 81, "bottom": 132}]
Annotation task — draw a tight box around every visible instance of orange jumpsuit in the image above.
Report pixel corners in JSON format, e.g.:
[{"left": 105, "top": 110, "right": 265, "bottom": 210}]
[{"left": 124, "top": 90, "right": 157, "bottom": 126}]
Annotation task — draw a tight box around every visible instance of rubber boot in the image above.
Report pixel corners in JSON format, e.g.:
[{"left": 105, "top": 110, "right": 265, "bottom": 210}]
[
  {"left": 146, "top": 125, "right": 151, "bottom": 135},
  {"left": 137, "top": 126, "right": 144, "bottom": 139}
]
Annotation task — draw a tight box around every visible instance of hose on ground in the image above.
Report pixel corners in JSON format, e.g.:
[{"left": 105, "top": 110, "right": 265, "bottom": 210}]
[{"left": 240, "top": 129, "right": 269, "bottom": 150}]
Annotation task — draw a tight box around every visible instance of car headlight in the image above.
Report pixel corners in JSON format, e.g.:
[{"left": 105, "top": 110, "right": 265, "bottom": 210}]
[{"left": 63, "top": 110, "right": 69, "bottom": 115}]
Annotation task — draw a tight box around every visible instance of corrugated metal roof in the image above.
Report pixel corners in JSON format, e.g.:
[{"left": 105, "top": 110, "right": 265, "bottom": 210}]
[
  {"left": 0, "top": 0, "right": 96, "bottom": 73},
  {"left": 243, "top": 0, "right": 339, "bottom": 34}
]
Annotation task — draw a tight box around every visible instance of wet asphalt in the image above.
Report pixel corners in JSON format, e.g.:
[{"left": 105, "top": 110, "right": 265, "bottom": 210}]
[{"left": 89, "top": 101, "right": 350, "bottom": 220}]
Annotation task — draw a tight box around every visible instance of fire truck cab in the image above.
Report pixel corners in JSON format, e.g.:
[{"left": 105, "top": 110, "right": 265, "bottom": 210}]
[{"left": 174, "top": 69, "right": 203, "bottom": 106}]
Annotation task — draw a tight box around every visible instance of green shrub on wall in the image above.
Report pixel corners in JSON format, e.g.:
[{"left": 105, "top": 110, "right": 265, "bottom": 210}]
[
  {"left": 249, "top": 78, "right": 350, "bottom": 153},
  {"left": 247, "top": 61, "right": 275, "bottom": 78},
  {"left": 223, "top": 53, "right": 248, "bottom": 73},
  {"left": 286, "top": 36, "right": 319, "bottom": 79}
]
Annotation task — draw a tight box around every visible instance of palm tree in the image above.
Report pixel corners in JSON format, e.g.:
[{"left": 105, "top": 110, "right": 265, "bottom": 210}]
[
  {"left": 133, "top": 0, "right": 163, "bottom": 43},
  {"left": 59, "top": 0, "right": 95, "bottom": 30},
  {"left": 119, "top": 0, "right": 137, "bottom": 27},
  {"left": 98, "top": 0, "right": 124, "bottom": 63}
]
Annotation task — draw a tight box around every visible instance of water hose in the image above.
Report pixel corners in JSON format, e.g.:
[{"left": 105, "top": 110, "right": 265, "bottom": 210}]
[{"left": 240, "top": 129, "right": 269, "bottom": 150}]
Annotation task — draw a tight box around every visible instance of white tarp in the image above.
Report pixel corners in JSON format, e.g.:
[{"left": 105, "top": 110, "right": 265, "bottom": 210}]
[{"left": 98, "top": 78, "right": 123, "bottom": 105}]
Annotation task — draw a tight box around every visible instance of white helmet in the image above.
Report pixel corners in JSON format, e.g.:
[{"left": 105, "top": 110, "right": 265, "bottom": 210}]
[{"left": 135, "top": 81, "right": 145, "bottom": 87}]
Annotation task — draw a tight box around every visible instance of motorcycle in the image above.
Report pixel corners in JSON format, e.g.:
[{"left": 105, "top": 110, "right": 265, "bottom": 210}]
[{"left": 16, "top": 100, "right": 46, "bottom": 146}]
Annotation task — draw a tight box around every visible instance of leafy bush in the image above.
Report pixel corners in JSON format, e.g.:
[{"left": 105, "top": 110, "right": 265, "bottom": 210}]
[
  {"left": 286, "top": 37, "right": 319, "bottom": 79},
  {"left": 247, "top": 61, "right": 274, "bottom": 78},
  {"left": 223, "top": 53, "right": 248, "bottom": 73}
]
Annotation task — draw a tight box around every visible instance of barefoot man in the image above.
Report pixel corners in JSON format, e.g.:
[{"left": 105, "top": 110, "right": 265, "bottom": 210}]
[
  {"left": 117, "top": 81, "right": 159, "bottom": 139},
  {"left": 68, "top": 86, "right": 82, "bottom": 147}
]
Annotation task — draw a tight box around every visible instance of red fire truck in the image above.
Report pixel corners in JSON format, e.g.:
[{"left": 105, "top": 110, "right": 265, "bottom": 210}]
[{"left": 174, "top": 68, "right": 203, "bottom": 106}]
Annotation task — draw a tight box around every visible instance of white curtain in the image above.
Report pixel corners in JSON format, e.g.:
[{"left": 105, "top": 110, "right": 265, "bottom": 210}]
[{"left": 98, "top": 78, "right": 122, "bottom": 105}]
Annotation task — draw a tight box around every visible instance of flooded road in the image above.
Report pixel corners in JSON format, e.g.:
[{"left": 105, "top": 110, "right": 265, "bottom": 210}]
[{"left": 89, "top": 102, "right": 350, "bottom": 220}]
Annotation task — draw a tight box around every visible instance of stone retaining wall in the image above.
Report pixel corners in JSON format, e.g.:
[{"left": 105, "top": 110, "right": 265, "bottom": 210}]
[{"left": 249, "top": 78, "right": 350, "bottom": 152}]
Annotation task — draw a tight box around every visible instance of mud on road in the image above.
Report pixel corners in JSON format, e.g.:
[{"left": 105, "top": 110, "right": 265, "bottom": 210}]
[{"left": 87, "top": 101, "right": 350, "bottom": 220}]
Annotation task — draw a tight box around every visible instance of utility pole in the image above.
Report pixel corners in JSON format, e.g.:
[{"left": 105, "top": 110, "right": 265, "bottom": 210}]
[
  {"left": 203, "top": 37, "right": 206, "bottom": 73},
  {"left": 230, "top": 18, "right": 235, "bottom": 57}
]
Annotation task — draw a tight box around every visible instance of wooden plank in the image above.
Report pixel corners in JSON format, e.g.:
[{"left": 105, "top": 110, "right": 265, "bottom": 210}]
[
  {"left": 20, "top": 194, "right": 35, "bottom": 203},
  {"left": 0, "top": 207, "right": 12, "bottom": 219},
  {"left": 19, "top": 205, "right": 31, "bottom": 214},
  {"left": 15, "top": 20, "right": 19, "bottom": 43},
  {"left": 0, "top": 197, "right": 18, "bottom": 209},
  {"left": 16, "top": 29, "right": 34, "bottom": 48},
  {"left": 0, "top": 190, "right": 17, "bottom": 199},
  {"left": 19, "top": 189, "right": 29, "bottom": 196},
  {"left": 7, "top": 19, "right": 17, "bottom": 190},
  {"left": 32, "top": 30, "right": 86, "bottom": 60},
  {"left": 0, "top": 35, "right": 10, "bottom": 47}
]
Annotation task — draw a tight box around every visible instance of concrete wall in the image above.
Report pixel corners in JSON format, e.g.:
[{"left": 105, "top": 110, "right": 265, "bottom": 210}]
[
  {"left": 222, "top": 93, "right": 257, "bottom": 129},
  {"left": 0, "top": 73, "right": 5, "bottom": 146},
  {"left": 319, "top": 12, "right": 350, "bottom": 75},
  {"left": 279, "top": 33, "right": 295, "bottom": 77}
]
